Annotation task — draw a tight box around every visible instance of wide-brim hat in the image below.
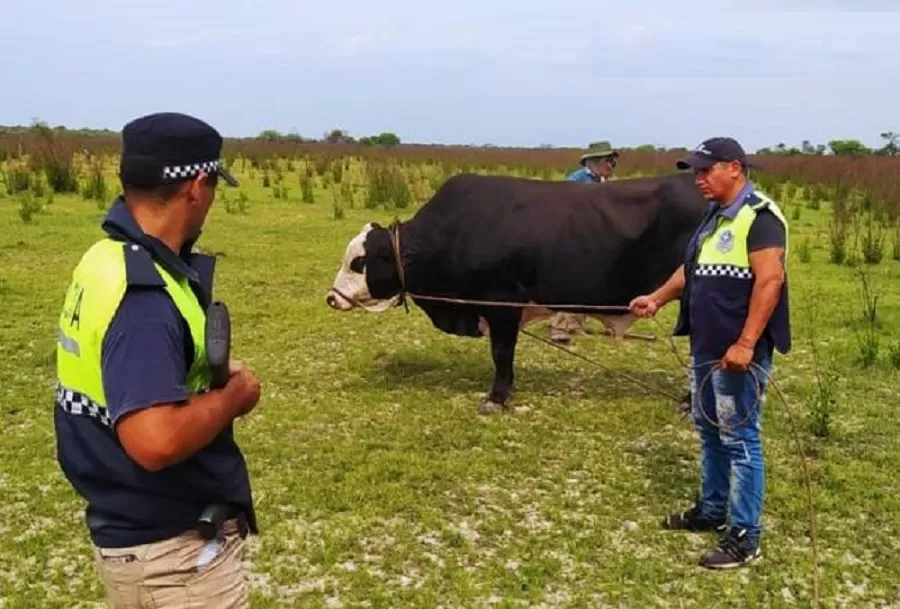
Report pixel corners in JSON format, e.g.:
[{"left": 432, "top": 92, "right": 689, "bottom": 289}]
[{"left": 579, "top": 143, "right": 619, "bottom": 165}]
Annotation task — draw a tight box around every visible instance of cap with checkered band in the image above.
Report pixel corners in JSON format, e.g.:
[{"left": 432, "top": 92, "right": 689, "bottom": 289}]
[{"left": 118, "top": 112, "right": 238, "bottom": 188}]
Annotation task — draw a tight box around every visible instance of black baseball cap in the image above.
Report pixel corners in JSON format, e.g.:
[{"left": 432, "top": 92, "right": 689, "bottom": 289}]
[
  {"left": 119, "top": 112, "right": 238, "bottom": 188},
  {"left": 676, "top": 137, "right": 747, "bottom": 170}
]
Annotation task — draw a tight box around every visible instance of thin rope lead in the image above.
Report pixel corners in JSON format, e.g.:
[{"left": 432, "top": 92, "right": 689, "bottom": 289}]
[
  {"left": 690, "top": 359, "right": 767, "bottom": 432},
  {"left": 519, "top": 331, "right": 818, "bottom": 608}
]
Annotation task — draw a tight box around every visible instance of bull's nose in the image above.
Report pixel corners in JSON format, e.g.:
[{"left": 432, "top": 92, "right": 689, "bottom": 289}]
[{"left": 326, "top": 293, "right": 337, "bottom": 308}]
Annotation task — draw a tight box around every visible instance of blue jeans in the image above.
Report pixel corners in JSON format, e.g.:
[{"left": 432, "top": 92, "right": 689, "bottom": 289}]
[{"left": 690, "top": 351, "right": 772, "bottom": 545}]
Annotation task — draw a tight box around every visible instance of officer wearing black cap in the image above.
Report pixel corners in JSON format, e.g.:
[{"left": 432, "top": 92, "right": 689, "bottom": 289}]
[
  {"left": 54, "top": 112, "right": 261, "bottom": 607},
  {"left": 629, "top": 136, "right": 790, "bottom": 570}
]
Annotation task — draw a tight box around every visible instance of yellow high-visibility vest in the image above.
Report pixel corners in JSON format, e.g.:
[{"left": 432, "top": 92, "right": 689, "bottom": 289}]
[{"left": 55, "top": 238, "right": 210, "bottom": 425}]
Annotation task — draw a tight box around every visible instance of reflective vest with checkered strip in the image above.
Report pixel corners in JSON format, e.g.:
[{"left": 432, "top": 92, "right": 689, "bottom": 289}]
[
  {"left": 55, "top": 238, "right": 210, "bottom": 426},
  {"left": 695, "top": 191, "right": 789, "bottom": 275},
  {"left": 686, "top": 191, "right": 791, "bottom": 358}
]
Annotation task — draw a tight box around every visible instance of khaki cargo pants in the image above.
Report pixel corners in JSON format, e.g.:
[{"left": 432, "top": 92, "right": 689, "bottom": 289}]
[
  {"left": 549, "top": 312, "right": 586, "bottom": 341},
  {"left": 93, "top": 519, "right": 249, "bottom": 609}
]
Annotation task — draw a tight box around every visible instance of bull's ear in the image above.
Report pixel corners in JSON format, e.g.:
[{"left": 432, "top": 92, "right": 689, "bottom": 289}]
[{"left": 370, "top": 222, "right": 383, "bottom": 230}]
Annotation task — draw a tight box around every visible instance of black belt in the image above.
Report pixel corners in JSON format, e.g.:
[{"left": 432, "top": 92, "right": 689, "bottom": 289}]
[{"left": 196, "top": 503, "right": 248, "bottom": 540}]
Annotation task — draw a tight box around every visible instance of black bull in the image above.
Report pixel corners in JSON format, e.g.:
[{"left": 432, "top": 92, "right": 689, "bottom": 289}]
[{"left": 327, "top": 172, "right": 708, "bottom": 413}]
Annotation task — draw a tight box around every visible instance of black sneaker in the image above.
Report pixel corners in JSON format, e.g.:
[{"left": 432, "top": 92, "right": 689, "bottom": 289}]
[
  {"left": 662, "top": 503, "right": 727, "bottom": 532},
  {"left": 700, "top": 527, "right": 761, "bottom": 569}
]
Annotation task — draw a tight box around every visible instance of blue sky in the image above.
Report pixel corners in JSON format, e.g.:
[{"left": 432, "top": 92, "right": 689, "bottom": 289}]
[{"left": 1, "top": 0, "right": 897, "bottom": 151}]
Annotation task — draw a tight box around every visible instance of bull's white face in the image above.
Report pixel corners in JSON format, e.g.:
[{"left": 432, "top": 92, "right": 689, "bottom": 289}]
[{"left": 326, "top": 223, "right": 400, "bottom": 312}]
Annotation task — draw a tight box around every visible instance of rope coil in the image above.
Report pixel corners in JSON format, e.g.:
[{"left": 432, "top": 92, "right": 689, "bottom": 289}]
[
  {"left": 522, "top": 328, "right": 818, "bottom": 607},
  {"left": 691, "top": 359, "right": 767, "bottom": 432}
]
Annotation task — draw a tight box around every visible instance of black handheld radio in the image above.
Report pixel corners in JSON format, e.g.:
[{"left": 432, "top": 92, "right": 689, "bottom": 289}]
[{"left": 205, "top": 301, "right": 231, "bottom": 390}]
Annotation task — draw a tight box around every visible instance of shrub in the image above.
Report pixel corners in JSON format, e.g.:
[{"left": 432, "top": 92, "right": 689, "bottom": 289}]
[
  {"left": 365, "top": 162, "right": 411, "bottom": 209},
  {"left": 18, "top": 191, "right": 43, "bottom": 223},
  {"left": 81, "top": 160, "right": 108, "bottom": 202},
  {"left": 860, "top": 211, "right": 885, "bottom": 264},
  {"left": 828, "top": 214, "right": 849, "bottom": 264},
  {"left": 797, "top": 238, "right": 811, "bottom": 263},
  {"left": 300, "top": 173, "right": 315, "bottom": 203},
  {"left": 3, "top": 166, "right": 32, "bottom": 195},
  {"left": 855, "top": 270, "right": 880, "bottom": 368}
]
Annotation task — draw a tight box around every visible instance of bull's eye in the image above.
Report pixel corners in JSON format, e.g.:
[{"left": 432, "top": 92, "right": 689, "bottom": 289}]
[{"left": 349, "top": 256, "right": 365, "bottom": 274}]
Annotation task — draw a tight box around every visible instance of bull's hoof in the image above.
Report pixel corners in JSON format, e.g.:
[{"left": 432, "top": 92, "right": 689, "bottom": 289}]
[
  {"left": 676, "top": 392, "right": 692, "bottom": 419},
  {"left": 478, "top": 400, "right": 508, "bottom": 415}
]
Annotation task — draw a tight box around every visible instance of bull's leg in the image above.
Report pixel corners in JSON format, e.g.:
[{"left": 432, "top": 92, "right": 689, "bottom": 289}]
[{"left": 479, "top": 309, "right": 521, "bottom": 415}]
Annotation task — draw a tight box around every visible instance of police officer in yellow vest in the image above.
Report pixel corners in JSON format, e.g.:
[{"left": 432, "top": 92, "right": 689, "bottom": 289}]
[
  {"left": 629, "top": 137, "right": 790, "bottom": 569},
  {"left": 54, "top": 112, "right": 261, "bottom": 607}
]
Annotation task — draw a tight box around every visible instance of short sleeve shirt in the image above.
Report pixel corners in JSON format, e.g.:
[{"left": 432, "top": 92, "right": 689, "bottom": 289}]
[{"left": 747, "top": 208, "right": 786, "bottom": 252}]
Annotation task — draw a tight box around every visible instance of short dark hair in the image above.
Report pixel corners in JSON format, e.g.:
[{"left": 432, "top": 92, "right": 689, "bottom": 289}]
[
  {"left": 122, "top": 180, "right": 185, "bottom": 202},
  {"left": 122, "top": 172, "right": 217, "bottom": 202}
]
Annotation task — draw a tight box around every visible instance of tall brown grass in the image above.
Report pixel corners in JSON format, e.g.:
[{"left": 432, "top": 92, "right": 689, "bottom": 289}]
[{"left": 2, "top": 130, "right": 898, "bottom": 216}]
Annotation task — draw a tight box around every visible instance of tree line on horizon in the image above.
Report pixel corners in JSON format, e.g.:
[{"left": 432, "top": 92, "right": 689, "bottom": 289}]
[{"left": 0, "top": 121, "right": 897, "bottom": 157}]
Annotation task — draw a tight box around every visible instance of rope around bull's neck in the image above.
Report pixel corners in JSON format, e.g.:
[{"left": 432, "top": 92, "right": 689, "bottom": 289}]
[
  {"left": 388, "top": 219, "right": 408, "bottom": 312},
  {"left": 385, "top": 218, "right": 819, "bottom": 607}
]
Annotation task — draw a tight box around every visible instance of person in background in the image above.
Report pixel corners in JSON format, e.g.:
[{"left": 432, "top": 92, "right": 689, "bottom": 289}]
[
  {"left": 566, "top": 141, "right": 619, "bottom": 184},
  {"left": 550, "top": 143, "right": 620, "bottom": 343}
]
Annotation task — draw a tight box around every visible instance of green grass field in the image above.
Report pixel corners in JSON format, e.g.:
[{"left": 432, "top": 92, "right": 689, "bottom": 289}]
[{"left": 2, "top": 167, "right": 900, "bottom": 608}]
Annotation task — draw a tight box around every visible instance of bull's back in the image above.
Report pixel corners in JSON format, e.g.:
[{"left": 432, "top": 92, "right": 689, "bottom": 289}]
[
  {"left": 406, "top": 172, "right": 706, "bottom": 304},
  {"left": 419, "top": 172, "right": 697, "bottom": 213},
  {"left": 413, "top": 172, "right": 700, "bottom": 243}
]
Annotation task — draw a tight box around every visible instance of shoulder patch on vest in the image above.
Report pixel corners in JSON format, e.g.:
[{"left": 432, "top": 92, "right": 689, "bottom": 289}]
[
  {"left": 123, "top": 243, "right": 166, "bottom": 288},
  {"left": 748, "top": 191, "right": 773, "bottom": 211}
]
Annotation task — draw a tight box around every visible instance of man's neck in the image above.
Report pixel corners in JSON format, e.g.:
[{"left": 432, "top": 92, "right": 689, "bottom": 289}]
[
  {"left": 719, "top": 179, "right": 748, "bottom": 207},
  {"left": 126, "top": 200, "right": 185, "bottom": 254}
]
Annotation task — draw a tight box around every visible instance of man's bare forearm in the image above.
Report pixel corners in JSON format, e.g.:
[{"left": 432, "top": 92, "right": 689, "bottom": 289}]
[
  {"left": 739, "top": 248, "right": 786, "bottom": 348},
  {"left": 651, "top": 265, "right": 686, "bottom": 306},
  {"left": 117, "top": 388, "right": 241, "bottom": 471},
  {"left": 738, "top": 274, "right": 783, "bottom": 347}
]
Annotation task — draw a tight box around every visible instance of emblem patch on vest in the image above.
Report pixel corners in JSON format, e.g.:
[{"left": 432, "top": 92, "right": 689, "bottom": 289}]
[{"left": 716, "top": 229, "right": 734, "bottom": 253}]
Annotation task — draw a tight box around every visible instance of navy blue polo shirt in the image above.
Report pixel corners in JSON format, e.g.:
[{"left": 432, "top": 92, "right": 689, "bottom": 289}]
[{"left": 54, "top": 197, "right": 258, "bottom": 548}]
